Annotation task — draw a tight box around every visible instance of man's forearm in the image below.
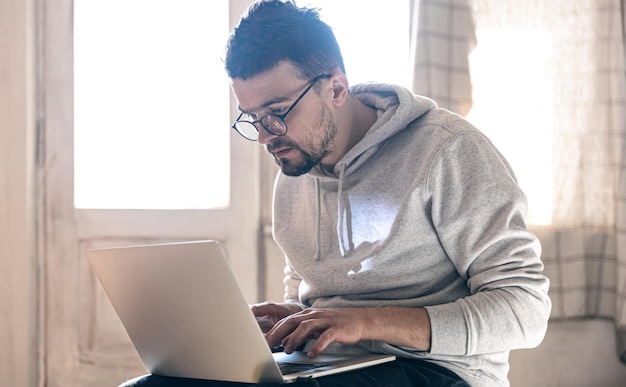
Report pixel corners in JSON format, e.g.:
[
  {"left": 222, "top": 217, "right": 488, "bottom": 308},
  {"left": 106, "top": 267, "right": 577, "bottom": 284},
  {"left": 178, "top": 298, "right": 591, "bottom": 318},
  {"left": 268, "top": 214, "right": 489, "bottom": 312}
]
[{"left": 361, "top": 306, "right": 431, "bottom": 351}]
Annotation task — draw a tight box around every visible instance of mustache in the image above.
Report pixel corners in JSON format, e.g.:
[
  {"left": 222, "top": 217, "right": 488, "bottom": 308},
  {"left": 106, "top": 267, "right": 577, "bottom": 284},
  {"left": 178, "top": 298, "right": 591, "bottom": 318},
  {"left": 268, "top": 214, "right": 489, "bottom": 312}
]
[{"left": 266, "top": 138, "right": 297, "bottom": 153}]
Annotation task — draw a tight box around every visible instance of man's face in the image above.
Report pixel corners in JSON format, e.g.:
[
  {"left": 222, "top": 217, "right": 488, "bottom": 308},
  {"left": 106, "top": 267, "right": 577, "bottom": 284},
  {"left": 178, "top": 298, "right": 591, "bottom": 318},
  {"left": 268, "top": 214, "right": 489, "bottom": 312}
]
[{"left": 231, "top": 63, "right": 338, "bottom": 176}]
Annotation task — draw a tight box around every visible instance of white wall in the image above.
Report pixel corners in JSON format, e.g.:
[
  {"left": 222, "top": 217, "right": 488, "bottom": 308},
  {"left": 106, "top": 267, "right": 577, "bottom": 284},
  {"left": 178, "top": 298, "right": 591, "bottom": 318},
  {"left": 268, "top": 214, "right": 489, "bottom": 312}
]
[
  {"left": 0, "top": 0, "right": 40, "bottom": 385},
  {"left": 510, "top": 319, "right": 626, "bottom": 387}
]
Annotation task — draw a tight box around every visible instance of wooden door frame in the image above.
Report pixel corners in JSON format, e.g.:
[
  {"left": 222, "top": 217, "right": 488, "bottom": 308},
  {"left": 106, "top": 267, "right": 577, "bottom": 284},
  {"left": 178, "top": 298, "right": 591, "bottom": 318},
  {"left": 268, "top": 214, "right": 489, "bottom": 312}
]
[
  {"left": 0, "top": 0, "right": 42, "bottom": 385},
  {"left": 41, "top": 0, "right": 264, "bottom": 385}
]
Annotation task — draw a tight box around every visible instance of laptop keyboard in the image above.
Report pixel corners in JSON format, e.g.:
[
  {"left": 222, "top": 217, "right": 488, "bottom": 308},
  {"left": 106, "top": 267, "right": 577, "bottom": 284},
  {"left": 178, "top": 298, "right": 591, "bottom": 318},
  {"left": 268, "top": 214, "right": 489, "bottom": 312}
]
[{"left": 278, "top": 362, "right": 327, "bottom": 375}]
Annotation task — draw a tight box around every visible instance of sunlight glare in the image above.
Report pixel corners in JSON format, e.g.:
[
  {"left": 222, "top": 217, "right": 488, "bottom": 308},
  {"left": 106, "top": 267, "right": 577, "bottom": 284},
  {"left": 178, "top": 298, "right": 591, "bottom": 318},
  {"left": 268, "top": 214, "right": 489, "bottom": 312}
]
[
  {"left": 74, "top": 0, "right": 230, "bottom": 210},
  {"left": 466, "top": 28, "right": 554, "bottom": 225}
]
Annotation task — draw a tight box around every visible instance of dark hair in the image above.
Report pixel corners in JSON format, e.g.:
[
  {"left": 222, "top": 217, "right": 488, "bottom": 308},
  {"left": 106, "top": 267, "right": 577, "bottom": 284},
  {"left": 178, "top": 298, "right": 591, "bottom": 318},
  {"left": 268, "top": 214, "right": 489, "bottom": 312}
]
[{"left": 224, "top": 0, "right": 345, "bottom": 81}]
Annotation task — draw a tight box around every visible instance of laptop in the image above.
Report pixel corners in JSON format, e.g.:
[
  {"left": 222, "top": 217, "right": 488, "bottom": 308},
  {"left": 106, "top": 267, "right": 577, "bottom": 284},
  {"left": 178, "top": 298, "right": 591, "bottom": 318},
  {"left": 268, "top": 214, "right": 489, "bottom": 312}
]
[{"left": 86, "top": 240, "right": 396, "bottom": 384}]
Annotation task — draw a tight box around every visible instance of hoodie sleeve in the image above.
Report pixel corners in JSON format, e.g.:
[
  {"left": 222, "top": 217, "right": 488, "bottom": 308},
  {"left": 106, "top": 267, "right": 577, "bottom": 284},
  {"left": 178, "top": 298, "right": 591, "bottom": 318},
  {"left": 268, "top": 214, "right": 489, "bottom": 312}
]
[
  {"left": 283, "top": 259, "right": 304, "bottom": 305},
  {"left": 424, "top": 130, "right": 551, "bottom": 356}
]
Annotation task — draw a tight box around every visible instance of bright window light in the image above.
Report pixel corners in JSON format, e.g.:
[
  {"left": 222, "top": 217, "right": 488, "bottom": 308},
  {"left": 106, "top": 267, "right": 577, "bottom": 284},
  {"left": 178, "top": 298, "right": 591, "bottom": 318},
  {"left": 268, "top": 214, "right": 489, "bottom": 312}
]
[
  {"left": 466, "top": 28, "right": 554, "bottom": 225},
  {"left": 302, "top": 0, "right": 411, "bottom": 88},
  {"left": 74, "top": 0, "right": 230, "bottom": 210},
  {"left": 74, "top": 0, "right": 550, "bottom": 225}
]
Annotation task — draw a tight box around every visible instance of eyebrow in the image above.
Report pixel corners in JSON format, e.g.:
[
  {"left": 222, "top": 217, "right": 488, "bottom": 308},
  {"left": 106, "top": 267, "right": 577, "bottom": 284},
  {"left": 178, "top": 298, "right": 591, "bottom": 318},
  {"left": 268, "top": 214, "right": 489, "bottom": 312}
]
[{"left": 237, "top": 95, "right": 292, "bottom": 115}]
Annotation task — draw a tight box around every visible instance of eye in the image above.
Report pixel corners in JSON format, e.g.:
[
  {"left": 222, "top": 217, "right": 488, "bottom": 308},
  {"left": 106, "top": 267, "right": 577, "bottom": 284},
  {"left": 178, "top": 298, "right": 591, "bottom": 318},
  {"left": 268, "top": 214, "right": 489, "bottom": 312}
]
[{"left": 269, "top": 107, "right": 287, "bottom": 115}]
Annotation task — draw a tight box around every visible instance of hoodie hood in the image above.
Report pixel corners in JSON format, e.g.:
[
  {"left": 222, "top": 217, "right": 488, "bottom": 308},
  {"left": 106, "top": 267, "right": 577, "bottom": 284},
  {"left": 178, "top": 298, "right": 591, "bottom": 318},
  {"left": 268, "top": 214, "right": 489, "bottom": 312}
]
[
  {"left": 308, "top": 83, "right": 437, "bottom": 180},
  {"left": 305, "top": 83, "right": 437, "bottom": 258}
]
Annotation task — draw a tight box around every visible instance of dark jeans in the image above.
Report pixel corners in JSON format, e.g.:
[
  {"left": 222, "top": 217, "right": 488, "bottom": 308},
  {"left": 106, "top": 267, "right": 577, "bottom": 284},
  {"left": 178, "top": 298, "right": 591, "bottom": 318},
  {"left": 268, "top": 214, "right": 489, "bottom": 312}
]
[{"left": 119, "top": 358, "right": 469, "bottom": 387}]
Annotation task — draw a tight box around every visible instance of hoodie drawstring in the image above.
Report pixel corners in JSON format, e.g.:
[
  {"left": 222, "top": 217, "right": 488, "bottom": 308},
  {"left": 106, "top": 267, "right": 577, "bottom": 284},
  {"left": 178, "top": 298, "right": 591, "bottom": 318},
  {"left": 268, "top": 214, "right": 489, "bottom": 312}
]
[
  {"left": 336, "top": 164, "right": 354, "bottom": 257},
  {"left": 314, "top": 177, "right": 322, "bottom": 261}
]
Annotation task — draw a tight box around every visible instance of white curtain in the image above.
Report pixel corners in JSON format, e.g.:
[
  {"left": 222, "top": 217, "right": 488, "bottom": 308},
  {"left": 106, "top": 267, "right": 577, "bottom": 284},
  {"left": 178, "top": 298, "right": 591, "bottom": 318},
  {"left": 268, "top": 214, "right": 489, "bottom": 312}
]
[
  {"left": 411, "top": 0, "right": 626, "bottom": 363},
  {"left": 410, "top": 0, "right": 476, "bottom": 115}
]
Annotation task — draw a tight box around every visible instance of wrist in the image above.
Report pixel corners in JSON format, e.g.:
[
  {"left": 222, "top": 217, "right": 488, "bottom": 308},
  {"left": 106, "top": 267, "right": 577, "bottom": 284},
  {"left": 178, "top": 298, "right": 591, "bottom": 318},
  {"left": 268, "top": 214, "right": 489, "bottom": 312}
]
[{"left": 366, "top": 306, "right": 431, "bottom": 351}]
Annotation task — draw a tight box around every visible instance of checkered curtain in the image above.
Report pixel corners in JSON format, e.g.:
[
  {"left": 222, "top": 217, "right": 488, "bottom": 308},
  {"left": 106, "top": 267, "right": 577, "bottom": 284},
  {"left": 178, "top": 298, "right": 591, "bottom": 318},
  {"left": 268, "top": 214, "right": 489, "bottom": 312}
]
[
  {"left": 410, "top": 0, "right": 476, "bottom": 116},
  {"left": 412, "top": 0, "right": 626, "bottom": 363},
  {"left": 493, "top": 0, "right": 626, "bottom": 364},
  {"left": 541, "top": 0, "right": 626, "bottom": 363}
]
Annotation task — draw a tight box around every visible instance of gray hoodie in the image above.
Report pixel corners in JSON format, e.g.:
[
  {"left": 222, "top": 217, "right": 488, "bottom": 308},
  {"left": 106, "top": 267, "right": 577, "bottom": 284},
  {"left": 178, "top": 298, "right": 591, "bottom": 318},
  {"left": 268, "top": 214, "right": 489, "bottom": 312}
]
[{"left": 272, "top": 83, "right": 551, "bottom": 387}]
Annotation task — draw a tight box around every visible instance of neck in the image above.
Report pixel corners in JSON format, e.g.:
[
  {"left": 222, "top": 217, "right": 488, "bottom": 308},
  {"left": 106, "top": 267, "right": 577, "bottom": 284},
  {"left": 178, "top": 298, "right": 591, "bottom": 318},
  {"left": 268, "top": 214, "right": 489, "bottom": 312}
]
[
  {"left": 348, "top": 94, "right": 378, "bottom": 146},
  {"left": 322, "top": 93, "right": 376, "bottom": 167}
]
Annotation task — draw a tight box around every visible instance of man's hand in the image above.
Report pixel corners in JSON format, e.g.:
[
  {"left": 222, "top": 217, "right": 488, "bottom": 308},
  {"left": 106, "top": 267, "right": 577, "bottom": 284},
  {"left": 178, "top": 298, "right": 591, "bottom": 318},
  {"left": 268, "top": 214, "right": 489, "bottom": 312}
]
[
  {"left": 264, "top": 306, "right": 432, "bottom": 358},
  {"left": 251, "top": 301, "right": 303, "bottom": 333},
  {"left": 265, "top": 308, "right": 369, "bottom": 357}
]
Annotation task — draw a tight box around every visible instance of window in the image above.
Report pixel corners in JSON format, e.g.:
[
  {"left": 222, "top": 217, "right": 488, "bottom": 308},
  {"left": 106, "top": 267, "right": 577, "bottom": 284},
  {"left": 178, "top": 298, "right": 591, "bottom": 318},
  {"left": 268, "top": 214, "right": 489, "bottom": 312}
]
[
  {"left": 74, "top": 0, "right": 550, "bottom": 224},
  {"left": 304, "top": 0, "right": 411, "bottom": 88},
  {"left": 74, "top": 0, "right": 230, "bottom": 209},
  {"left": 466, "top": 28, "right": 553, "bottom": 225}
]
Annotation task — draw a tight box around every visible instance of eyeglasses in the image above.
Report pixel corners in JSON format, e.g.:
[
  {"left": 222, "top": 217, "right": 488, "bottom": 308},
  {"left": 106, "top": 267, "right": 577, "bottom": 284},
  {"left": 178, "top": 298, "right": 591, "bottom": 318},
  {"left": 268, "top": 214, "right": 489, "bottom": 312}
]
[{"left": 232, "top": 74, "right": 332, "bottom": 141}]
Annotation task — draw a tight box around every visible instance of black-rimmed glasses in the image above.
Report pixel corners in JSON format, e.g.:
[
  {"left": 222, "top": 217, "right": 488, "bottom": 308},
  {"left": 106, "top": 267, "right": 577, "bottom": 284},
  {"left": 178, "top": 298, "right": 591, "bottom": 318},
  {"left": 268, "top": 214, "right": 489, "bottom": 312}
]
[{"left": 232, "top": 74, "right": 332, "bottom": 141}]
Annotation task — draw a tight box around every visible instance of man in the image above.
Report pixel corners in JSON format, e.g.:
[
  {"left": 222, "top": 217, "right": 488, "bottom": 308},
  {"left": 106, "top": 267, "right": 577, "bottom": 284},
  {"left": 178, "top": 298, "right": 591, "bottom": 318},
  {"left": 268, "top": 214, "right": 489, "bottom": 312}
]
[{"left": 121, "top": 1, "right": 550, "bottom": 386}]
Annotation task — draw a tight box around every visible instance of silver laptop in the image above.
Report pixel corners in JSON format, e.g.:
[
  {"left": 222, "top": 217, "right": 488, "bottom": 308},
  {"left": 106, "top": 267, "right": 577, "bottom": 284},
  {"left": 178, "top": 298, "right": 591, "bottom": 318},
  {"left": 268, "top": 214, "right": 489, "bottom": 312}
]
[{"left": 86, "top": 240, "right": 395, "bottom": 384}]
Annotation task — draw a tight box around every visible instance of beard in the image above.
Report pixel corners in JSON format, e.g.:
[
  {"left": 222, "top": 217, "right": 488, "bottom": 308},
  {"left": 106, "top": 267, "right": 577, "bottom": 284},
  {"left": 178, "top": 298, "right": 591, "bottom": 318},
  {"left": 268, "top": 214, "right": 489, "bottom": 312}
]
[{"left": 267, "top": 105, "right": 337, "bottom": 176}]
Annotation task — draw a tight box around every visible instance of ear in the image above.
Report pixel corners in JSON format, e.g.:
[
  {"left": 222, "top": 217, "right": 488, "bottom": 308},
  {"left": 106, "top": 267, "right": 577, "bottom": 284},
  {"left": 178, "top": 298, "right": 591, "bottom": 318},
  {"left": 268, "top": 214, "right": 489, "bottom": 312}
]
[{"left": 329, "top": 70, "right": 349, "bottom": 107}]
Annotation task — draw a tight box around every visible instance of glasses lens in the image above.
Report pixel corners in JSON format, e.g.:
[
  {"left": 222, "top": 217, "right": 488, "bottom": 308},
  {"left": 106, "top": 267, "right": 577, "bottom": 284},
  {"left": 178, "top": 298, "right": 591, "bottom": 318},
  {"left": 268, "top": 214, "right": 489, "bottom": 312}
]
[
  {"left": 233, "top": 121, "right": 259, "bottom": 140},
  {"left": 260, "top": 116, "right": 288, "bottom": 136}
]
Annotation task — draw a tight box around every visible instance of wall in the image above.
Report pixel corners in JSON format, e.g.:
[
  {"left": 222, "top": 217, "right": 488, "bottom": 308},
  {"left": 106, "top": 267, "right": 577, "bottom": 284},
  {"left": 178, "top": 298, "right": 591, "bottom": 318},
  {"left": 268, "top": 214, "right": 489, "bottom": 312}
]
[
  {"left": 0, "top": 0, "right": 40, "bottom": 386},
  {"left": 510, "top": 319, "right": 626, "bottom": 386}
]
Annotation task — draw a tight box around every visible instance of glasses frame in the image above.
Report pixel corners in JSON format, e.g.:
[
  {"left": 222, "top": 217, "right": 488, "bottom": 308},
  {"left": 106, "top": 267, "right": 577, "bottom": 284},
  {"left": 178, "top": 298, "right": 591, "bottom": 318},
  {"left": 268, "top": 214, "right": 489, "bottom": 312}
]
[{"left": 232, "top": 74, "right": 332, "bottom": 141}]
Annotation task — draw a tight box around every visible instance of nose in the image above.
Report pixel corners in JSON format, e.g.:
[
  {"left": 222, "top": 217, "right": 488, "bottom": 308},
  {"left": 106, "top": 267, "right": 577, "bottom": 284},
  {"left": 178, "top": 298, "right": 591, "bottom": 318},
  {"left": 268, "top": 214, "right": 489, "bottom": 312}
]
[{"left": 256, "top": 125, "right": 280, "bottom": 145}]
